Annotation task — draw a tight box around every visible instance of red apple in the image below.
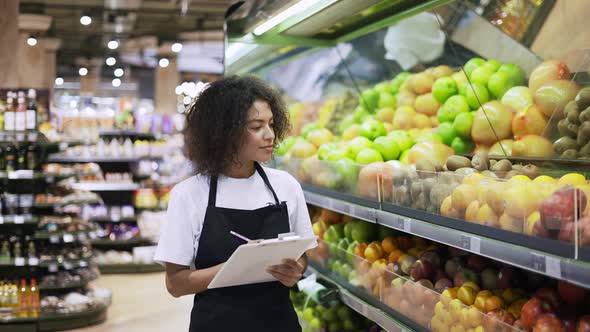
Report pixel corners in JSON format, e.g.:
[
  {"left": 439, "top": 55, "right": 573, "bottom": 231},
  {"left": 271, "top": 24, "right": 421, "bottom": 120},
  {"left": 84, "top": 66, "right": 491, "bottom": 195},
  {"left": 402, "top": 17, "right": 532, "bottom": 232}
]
[
  {"left": 467, "top": 254, "right": 490, "bottom": 272},
  {"left": 433, "top": 268, "right": 447, "bottom": 282},
  {"left": 444, "top": 257, "right": 463, "bottom": 279},
  {"left": 410, "top": 259, "right": 435, "bottom": 281},
  {"left": 577, "top": 315, "right": 590, "bottom": 332},
  {"left": 521, "top": 297, "right": 555, "bottom": 329},
  {"left": 533, "top": 313, "right": 565, "bottom": 332},
  {"left": 482, "top": 268, "right": 499, "bottom": 290},
  {"left": 453, "top": 268, "right": 480, "bottom": 287},
  {"left": 540, "top": 186, "right": 587, "bottom": 235},
  {"left": 483, "top": 309, "right": 516, "bottom": 332},
  {"left": 434, "top": 278, "right": 453, "bottom": 293},
  {"left": 420, "top": 250, "right": 442, "bottom": 267},
  {"left": 536, "top": 288, "right": 562, "bottom": 309},
  {"left": 558, "top": 280, "right": 588, "bottom": 305},
  {"left": 498, "top": 266, "right": 519, "bottom": 289}
]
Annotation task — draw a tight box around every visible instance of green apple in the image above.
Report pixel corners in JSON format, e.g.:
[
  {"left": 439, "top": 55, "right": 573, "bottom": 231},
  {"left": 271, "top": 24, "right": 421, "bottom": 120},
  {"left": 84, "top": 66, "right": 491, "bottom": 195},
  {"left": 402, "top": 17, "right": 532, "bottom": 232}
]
[
  {"left": 351, "top": 221, "right": 377, "bottom": 243},
  {"left": 464, "top": 57, "right": 486, "bottom": 78},
  {"left": 438, "top": 95, "right": 470, "bottom": 123},
  {"left": 345, "top": 136, "right": 373, "bottom": 159},
  {"left": 338, "top": 114, "right": 356, "bottom": 133},
  {"left": 415, "top": 132, "right": 443, "bottom": 143},
  {"left": 483, "top": 59, "right": 502, "bottom": 72},
  {"left": 399, "top": 149, "right": 410, "bottom": 164},
  {"left": 453, "top": 72, "right": 469, "bottom": 95},
  {"left": 335, "top": 158, "right": 358, "bottom": 191},
  {"left": 373, "top": 135, "right": 401, "bottom": 161},
  {"left": 322, "top": 307, "right": 339, "bottom": 322},
  {"left": 497, "top": 63, "right": 526, "bottom": 86},
  {"left": 302, "top": 307, "right": 315, "bottom": 322},
  {"left": 451, "top": 136, "right": 475, "bottom": 154},
  {"left": 324, "top": 224, "right": 344, "bottom": 243},
  {"left": 360, "top": 89, "right": 380, "bottom": 112},
  {"left": 470, "top": 66, "right": 495, "bottom": 86},
  {"left": 437, "top": 122, "right": 457, "bottom": 145},
  {"left": 275, "top": 136, "right": 296, "bottom": 156},
  {"left": 317, "top": 142, "right": 338, "bottom": 160},
  {"left": 374, "top": 82, "right": 393, "bottom": 94},
  {"left": 325, "top": 149, "right": 347, "bottom": 162},
  {"left": 309, "top": 318, "right": 323, "bottom": 330},
  {"left": 500, "top": 86, "right": 533, "bottom": 112},
  {"left": 453, "top": 111, "right": 474, "bottom": 139},
  {"left": 464, "top": 82, "right": 490, "bottom": 109},
  {"left": 378, "top": 92, "right": 397, "bottom": 109},
  {"left": 488, "top": 71, "right": 514, "bottom": 99},
  {"left": 352, "top": 106, "right": 371, "bottom": 123},
  {"left": 375, "top": 107, "right": 395, "bottom": 123},
  {"left": 359, "top": 119, "right": 387, "bottom": 140},
  {"left": 391, "top": 72, "right": 411, "bottom": 92},
  {"left": 355, "top": 148, "right": 384, "bottom": 164},
  {"left": 388, "top": 130, "right": 414, "bottom": 151},
  {"left": 432, "top": 77, "right": 459, "bottom": 103},
  {"left": 301, "top": 122, "right": 321, "bottom": 139}
]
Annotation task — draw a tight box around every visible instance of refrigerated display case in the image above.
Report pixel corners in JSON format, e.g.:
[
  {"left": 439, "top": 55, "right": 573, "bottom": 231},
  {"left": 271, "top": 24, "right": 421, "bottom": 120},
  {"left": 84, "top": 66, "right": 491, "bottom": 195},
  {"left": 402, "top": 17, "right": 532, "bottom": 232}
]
[{"left": 225, "top": 0, "right": 590, "bottom": 331}]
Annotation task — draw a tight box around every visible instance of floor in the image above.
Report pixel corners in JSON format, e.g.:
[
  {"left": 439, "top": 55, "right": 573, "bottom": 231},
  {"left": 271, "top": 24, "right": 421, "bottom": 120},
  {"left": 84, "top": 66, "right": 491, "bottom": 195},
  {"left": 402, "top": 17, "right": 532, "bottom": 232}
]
[{"left": 72, "top": 273, "right": 193, "bottom": 332}]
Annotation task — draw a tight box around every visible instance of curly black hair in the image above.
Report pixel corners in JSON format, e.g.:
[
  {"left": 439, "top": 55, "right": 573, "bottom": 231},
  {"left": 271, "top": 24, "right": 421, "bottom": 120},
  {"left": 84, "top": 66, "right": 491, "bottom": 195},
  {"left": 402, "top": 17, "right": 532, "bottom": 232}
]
[{"left": 184, "top": 75, "right": 289, "bottom": 176}]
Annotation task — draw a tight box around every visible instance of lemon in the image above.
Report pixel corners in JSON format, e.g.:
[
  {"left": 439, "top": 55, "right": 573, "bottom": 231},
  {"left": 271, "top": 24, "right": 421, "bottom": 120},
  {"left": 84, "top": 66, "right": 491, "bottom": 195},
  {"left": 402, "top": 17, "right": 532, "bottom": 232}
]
[{"left": 558, "top": 173, "right": 587, "bottom": 186}]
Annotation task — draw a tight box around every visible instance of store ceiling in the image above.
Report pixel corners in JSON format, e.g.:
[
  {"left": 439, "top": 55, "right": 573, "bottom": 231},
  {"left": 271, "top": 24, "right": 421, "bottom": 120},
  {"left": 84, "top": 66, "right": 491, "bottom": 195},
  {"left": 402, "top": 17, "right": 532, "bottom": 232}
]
[{"left": 19, "top": 0, "right": 234, "bottom": 75}]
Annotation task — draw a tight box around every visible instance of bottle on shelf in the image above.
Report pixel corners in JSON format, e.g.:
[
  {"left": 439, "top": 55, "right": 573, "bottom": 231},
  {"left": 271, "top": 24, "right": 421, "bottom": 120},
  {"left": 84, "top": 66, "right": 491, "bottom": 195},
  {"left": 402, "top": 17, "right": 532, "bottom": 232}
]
[
  {"left": 0, "top": 280, "right": 7, "bottom": 309},
  {"left": 4, "top": 91, "right": 15, "bottom": 132},
  {"left": 28, "top": 279, "right": 39, "bottom": 318},
  {"left": 8, "top": 280, "right": 18, "bottom": 313},
  {"left": 0, "top": 96, "right": 5, "bottom": 131},
  {"left": 17, "top": 141, "right": 28, "bottom": 170},
  {"left": 0, "top": 144, "right": 5, "bottom": 171},
  {"left": 26, "top": 89, "right": 37, "bottom": 131},
  {"left": 26, "top": 142, "right": 38, "bottom": 170},
  {"left": 13, "top": 241, "right": 22, "bottom": 259},
  {"left": 17, "top": 279, "right": 28, "bottom": 318},
  {"left": 0, "top": 240, "right": 10, "bottom": 262},
  {"left": 5, "top": 141, "right": 16, "bottom": 172},
  {"left": 27, "top": 240, "right": 36, "bottom": 259},
  {"left": 15, "top": 91, "right": 26, "bottom": 132}
]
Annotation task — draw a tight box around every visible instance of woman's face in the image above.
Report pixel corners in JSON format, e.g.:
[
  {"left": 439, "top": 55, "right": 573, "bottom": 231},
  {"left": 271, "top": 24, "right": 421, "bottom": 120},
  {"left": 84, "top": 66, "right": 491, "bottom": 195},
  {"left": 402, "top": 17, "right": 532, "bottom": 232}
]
[{"left": 238, "top": 99, "right": 275, "bottom": 164}]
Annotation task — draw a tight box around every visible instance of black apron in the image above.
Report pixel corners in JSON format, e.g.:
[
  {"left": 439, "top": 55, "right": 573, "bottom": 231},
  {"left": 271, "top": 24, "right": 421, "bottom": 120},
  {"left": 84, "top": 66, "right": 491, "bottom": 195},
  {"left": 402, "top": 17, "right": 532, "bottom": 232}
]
[{"left": 189, "top": 163, "right": 302, "bottom": 332}]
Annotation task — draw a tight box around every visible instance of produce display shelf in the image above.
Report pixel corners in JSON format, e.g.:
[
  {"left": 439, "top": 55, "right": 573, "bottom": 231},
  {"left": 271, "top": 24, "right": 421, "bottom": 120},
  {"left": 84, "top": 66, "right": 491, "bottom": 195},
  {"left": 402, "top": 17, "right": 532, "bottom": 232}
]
[
  {"left": 97, "top": 262, "right": 164, "bottom": 274},
  {"left": 90, "top": 238, "right": 153, "bottom": 248},
  {"left": 303, "top": 189, "right": 590, "bottom": 289},
  {"left": 37, "top": 304, "right": 108, "bottom": 331},
  {"left": 0, "top": 215, "right": 38, "bottom": 225},
  {"left": 39, "top": 281, "right": 88, "bottom": 291},
  {"left": 70, "top": 182, "right": 139, "bottom": 191},
  {"left": 308, "top": 264, "right": 423, "bottom": 332}
]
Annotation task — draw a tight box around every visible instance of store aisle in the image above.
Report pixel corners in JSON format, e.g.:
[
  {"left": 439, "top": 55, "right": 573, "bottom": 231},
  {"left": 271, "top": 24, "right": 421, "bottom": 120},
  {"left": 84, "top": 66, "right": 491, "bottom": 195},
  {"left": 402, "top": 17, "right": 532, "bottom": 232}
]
[{"left": 72, "top": 273, "right": 193, "bottom": 332}]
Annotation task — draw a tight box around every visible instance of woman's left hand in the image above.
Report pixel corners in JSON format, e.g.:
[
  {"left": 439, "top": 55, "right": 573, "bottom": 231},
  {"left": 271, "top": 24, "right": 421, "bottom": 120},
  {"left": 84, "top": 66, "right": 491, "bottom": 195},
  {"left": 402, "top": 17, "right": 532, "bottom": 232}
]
[{"left": 266, "top": 259, "right": 304, "bottom": 287}]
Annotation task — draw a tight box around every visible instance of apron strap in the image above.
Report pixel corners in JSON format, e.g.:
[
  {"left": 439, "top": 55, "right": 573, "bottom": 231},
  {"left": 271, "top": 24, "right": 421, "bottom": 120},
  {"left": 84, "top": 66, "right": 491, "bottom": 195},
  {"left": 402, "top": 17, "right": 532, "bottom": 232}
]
[
  {"left": 208, "top": 175, "right": 218, "bottom": 207},
  {"left": 254, "top": 162, "right": 281, "bottom": 205},
  {"left": 207, "top": 163, "right": 280, "bottom": 207}
]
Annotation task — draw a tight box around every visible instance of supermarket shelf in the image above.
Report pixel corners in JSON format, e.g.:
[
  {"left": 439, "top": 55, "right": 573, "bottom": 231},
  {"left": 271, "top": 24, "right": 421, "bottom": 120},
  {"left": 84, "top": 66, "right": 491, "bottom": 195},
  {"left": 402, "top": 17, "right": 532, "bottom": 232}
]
[
  {"left": 308, "top": 264, "right": 424, "bottom": 332},
  {"left": 99, "top": 129, "right": 156, "bottom": 141},
  {"left": 303, "top": 189, "right": 590, "bottom": 289},
  {"left": 34, "top": 231, "right": 91, "bottom": 243},
  {"left": 97, "top": 262, "right": 164, "bottom": 274},
  {"left": 88, "top": 216, "right": 137, "bottom": 223},
  {"left": 70, "top": 182, "right": 139, "bottom": 191},
  {"left": 48, "top": 154, "right": 143, "bottom": 163},
  {"left": 0, "top": 257, "right": 91, "bottom": 269},
  {"left": 40, "top": 281, "right": 88, "bottom": 291},
  {"left": 90, "top": 237, "right": 153, "bottom": 248},
  {"left": 134, "top": 207, "right": 166, "bottom": 213},
  {"left": 38, "top": 304, "right": 108, "bottom": 331},
  {"left": 0, "top": 215, "right": 38, "bottom": 225}
]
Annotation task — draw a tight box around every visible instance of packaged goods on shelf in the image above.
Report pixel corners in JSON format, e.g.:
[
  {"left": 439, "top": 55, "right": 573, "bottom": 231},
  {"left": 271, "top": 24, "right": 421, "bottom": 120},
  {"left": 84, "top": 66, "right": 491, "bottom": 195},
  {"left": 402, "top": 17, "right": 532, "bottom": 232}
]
[
  {"left": 39, "top": 267, "right": 99, "bottom": 288},
  {"left": 82, "top": 205, "right": 135, "bottom": 221},
  {"left": 41, "top": 288, "right": 111, "bottom": 314},
  {"left": 137, "top": 211, "right": 166, "bottom": 243},
  {"left": 0, "top": 279, "right": 40, "bottom": 318},
  {"left": 94, "top": 223, "right": 140, "bottom": 241},
  {"left": 94, "top": 249, "right": 157, "bottom": 265}
]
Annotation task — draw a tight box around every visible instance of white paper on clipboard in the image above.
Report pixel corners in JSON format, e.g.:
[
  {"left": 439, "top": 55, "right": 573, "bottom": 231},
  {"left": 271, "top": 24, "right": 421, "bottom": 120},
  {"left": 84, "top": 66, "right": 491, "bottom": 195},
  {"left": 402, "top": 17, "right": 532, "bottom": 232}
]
[{"left": 208, "top": 236, "right": 317, "bottom": 289}]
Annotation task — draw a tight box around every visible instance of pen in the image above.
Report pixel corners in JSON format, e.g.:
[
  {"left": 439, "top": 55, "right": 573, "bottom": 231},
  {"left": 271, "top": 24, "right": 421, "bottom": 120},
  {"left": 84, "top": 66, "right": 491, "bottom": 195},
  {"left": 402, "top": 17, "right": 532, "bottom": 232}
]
[{"left": 230, "top": 230, "right": 251, "bottom": 242}]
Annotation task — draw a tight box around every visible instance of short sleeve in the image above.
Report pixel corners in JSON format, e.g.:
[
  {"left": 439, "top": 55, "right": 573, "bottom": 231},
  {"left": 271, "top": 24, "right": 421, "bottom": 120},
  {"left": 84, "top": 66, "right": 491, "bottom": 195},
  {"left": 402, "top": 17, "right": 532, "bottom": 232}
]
[
  {"left": 290, "top": 180, "right": 318, "bottom": 250},
  {"left": 154, "top": 187, "right": 196, "bottom": 266}
]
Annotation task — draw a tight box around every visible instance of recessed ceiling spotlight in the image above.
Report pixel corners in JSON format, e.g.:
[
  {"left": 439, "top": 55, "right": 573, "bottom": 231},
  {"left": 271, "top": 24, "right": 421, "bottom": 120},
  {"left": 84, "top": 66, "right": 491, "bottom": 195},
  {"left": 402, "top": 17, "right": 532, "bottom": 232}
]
[{"left": 107, "top": 40, "right": 119, "bottom": 50}]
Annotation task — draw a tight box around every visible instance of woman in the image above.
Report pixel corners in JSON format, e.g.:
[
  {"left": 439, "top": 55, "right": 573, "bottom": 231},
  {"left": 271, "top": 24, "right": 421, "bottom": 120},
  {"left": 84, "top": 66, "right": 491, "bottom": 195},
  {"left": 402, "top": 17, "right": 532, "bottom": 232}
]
[{"left": 155, "top": 75, "right": 316, "bottom": 332}]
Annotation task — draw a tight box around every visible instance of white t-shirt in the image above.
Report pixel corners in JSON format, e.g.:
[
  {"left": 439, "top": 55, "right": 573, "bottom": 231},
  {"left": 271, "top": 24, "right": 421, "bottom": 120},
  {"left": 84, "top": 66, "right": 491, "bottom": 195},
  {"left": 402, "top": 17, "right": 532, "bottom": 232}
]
[{"left": 154, "top": 166, "right": 316, "bottom": 267}]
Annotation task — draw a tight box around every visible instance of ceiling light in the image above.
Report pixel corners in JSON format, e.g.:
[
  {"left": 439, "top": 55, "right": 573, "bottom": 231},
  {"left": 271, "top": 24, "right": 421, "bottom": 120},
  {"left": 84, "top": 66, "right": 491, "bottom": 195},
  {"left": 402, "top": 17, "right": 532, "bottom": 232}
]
[
  {"left": 114, "top": 68, "right": 124, "bottom": 77},
  {"left": 253, "top": 0, "right": 321, "bottom": 36},
  {"left": 158, "top": 58, "right": 169, "bottom": 68},
  {"left": 107, "top": 40, "right": 119, "bottom": 50},
  {"left": 79, "top": 67, "right": 88, "bottom": 76},
  {"left": 55, "top": 77, "right": 64, "bottom": 86},
  {"left": 27, "top": 35, "right": 37, "bottom": 46},
  {"left": 175, "top": 85, "right": 183, "bottom": 95},
  {"left": 80, "top": 15, "right": 92, "bottom": 26},
  {"left": 106, "top": 57, "right": 116, "bottom": 66},
  {"left": 112, "top": 78, "right": 121, "bottom": 87},
  {"left": 171, "top": 42, "right": 183, "bottom": 53}
]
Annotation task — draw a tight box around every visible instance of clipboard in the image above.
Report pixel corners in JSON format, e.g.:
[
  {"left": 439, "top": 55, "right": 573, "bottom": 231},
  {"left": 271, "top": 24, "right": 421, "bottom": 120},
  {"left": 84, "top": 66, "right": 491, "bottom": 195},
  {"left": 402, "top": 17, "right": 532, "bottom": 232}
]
[{"left": 208, "top": 235, "right": 317, "bottom": 289}]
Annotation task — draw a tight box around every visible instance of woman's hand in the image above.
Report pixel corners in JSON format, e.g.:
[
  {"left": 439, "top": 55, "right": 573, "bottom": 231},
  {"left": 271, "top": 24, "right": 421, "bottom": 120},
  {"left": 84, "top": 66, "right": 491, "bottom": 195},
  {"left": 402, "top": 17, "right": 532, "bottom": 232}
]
[{"left": 266, "top": 259, "right": 305, "bottom": 287}]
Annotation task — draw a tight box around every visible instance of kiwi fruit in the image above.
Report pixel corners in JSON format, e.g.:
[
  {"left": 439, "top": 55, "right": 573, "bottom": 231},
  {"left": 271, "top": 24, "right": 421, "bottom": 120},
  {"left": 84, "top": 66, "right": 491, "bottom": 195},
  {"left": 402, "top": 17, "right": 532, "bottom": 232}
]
[
  {"left": 422, "top": 178, "right": 436, "bottom": 197},
  {"left": 580, "top": 143, "right": 590, "bottom": 157},
  {"left": 503, "top": 170, "right": 522, "bottom": 179},
  {"left": 489, "top": 160, "right": 497, "bottom": 168},
  {"left": 575, "top": 87, "right": 590, "bottom": 110},
  {"left": 410, "top": 181, "right": 423, "bottom": 201},
  {"left": 565, "top": 101, "right": 580, "bottom": 124},
  {"left": 455, "top": 167, "right": 477, "bottom": 177},
  {"left": 561, "top": 149, "right": 579, "bottom": 159},
  {"left": 554, "top": 136, "right": 579, "bottom": 155},
  {"left": 558, "top": 118, "right": 577, "bottom": 137},
  {"left": 511, "top": 164, "right": 523, "bottom": 171},
  {"left": 471, "top": 151, "right": 489, "bottom": 171},
  {"left": 446, "top": 155, "right": 472, "bottom": 171},
  {"left": 577, "top": 122, "right": 590, "bottom": 146},
  {"left": 481, "top": 170, "right": 498, "bottom": 178},
  {"left": 521, "top": 164, "right": 540, "bottom": 179},
  {"left": 490, "top": 159, "right": 512, "bottom": 172}
]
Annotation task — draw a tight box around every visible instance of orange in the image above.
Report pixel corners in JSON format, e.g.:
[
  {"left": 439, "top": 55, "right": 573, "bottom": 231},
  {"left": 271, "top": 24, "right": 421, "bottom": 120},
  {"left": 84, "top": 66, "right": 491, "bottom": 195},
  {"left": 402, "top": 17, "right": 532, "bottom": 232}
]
[
  {"left": 388, "top": 249, "right": 404, "bottom": 263},
  {"left": 484, "top": 296, "right": 504, "bottom": 313},
  {"left": 381, "top": 237, "right": 398, "bottom": 254}
]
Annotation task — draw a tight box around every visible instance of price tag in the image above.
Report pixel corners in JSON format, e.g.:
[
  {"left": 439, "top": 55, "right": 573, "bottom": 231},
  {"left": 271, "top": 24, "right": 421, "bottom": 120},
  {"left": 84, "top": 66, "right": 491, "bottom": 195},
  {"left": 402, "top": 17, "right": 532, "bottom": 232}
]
[
  {"left": 14, "top": 216, "right": 24, "bottom": 224},
  {"left": 112, "top": 215, "right": 121, "bottom": 222},
  {"left": 403, "top": 218, "right": 412, "bottom": 233},
  {"left": 459, "top": 234, "right": 481, "bottom": 253},
  {"left": 63, "top": 234, "right": 74, "bottom": 243},
  {"left": 79, "top": 260, "right": 88, "bottom": 267},
  {"left": 8, "top": 170, "right": 33, "bottom": 179},
  {"left": 389, "top": 216, "right": 405, "bottom": 230},
  {"left": 63, "top": 262, "right": 73, "bottom": 270},
  {"left": 332, "top": 200, "right": 350, "bottom": 215},
  {"left": 28, "top": 257, "right": 39, "bottom": 266},
  {"left": 48, "top": 264, "right": 58, "bottom": 272},
  {"left": 49, "top": 235, "right": 60, "bottom": 244},
  {"left": 15, "top": 257, "right": 26, "bottom": 266},
  {"left": 546, "top": 256, "right": 562, "bottom": 278},
  {"left": 531, "top": 253, "right": 546, "bottom": 273},
  {"left": 0, "top": 216, "right": 4, "bottom": 224}
]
